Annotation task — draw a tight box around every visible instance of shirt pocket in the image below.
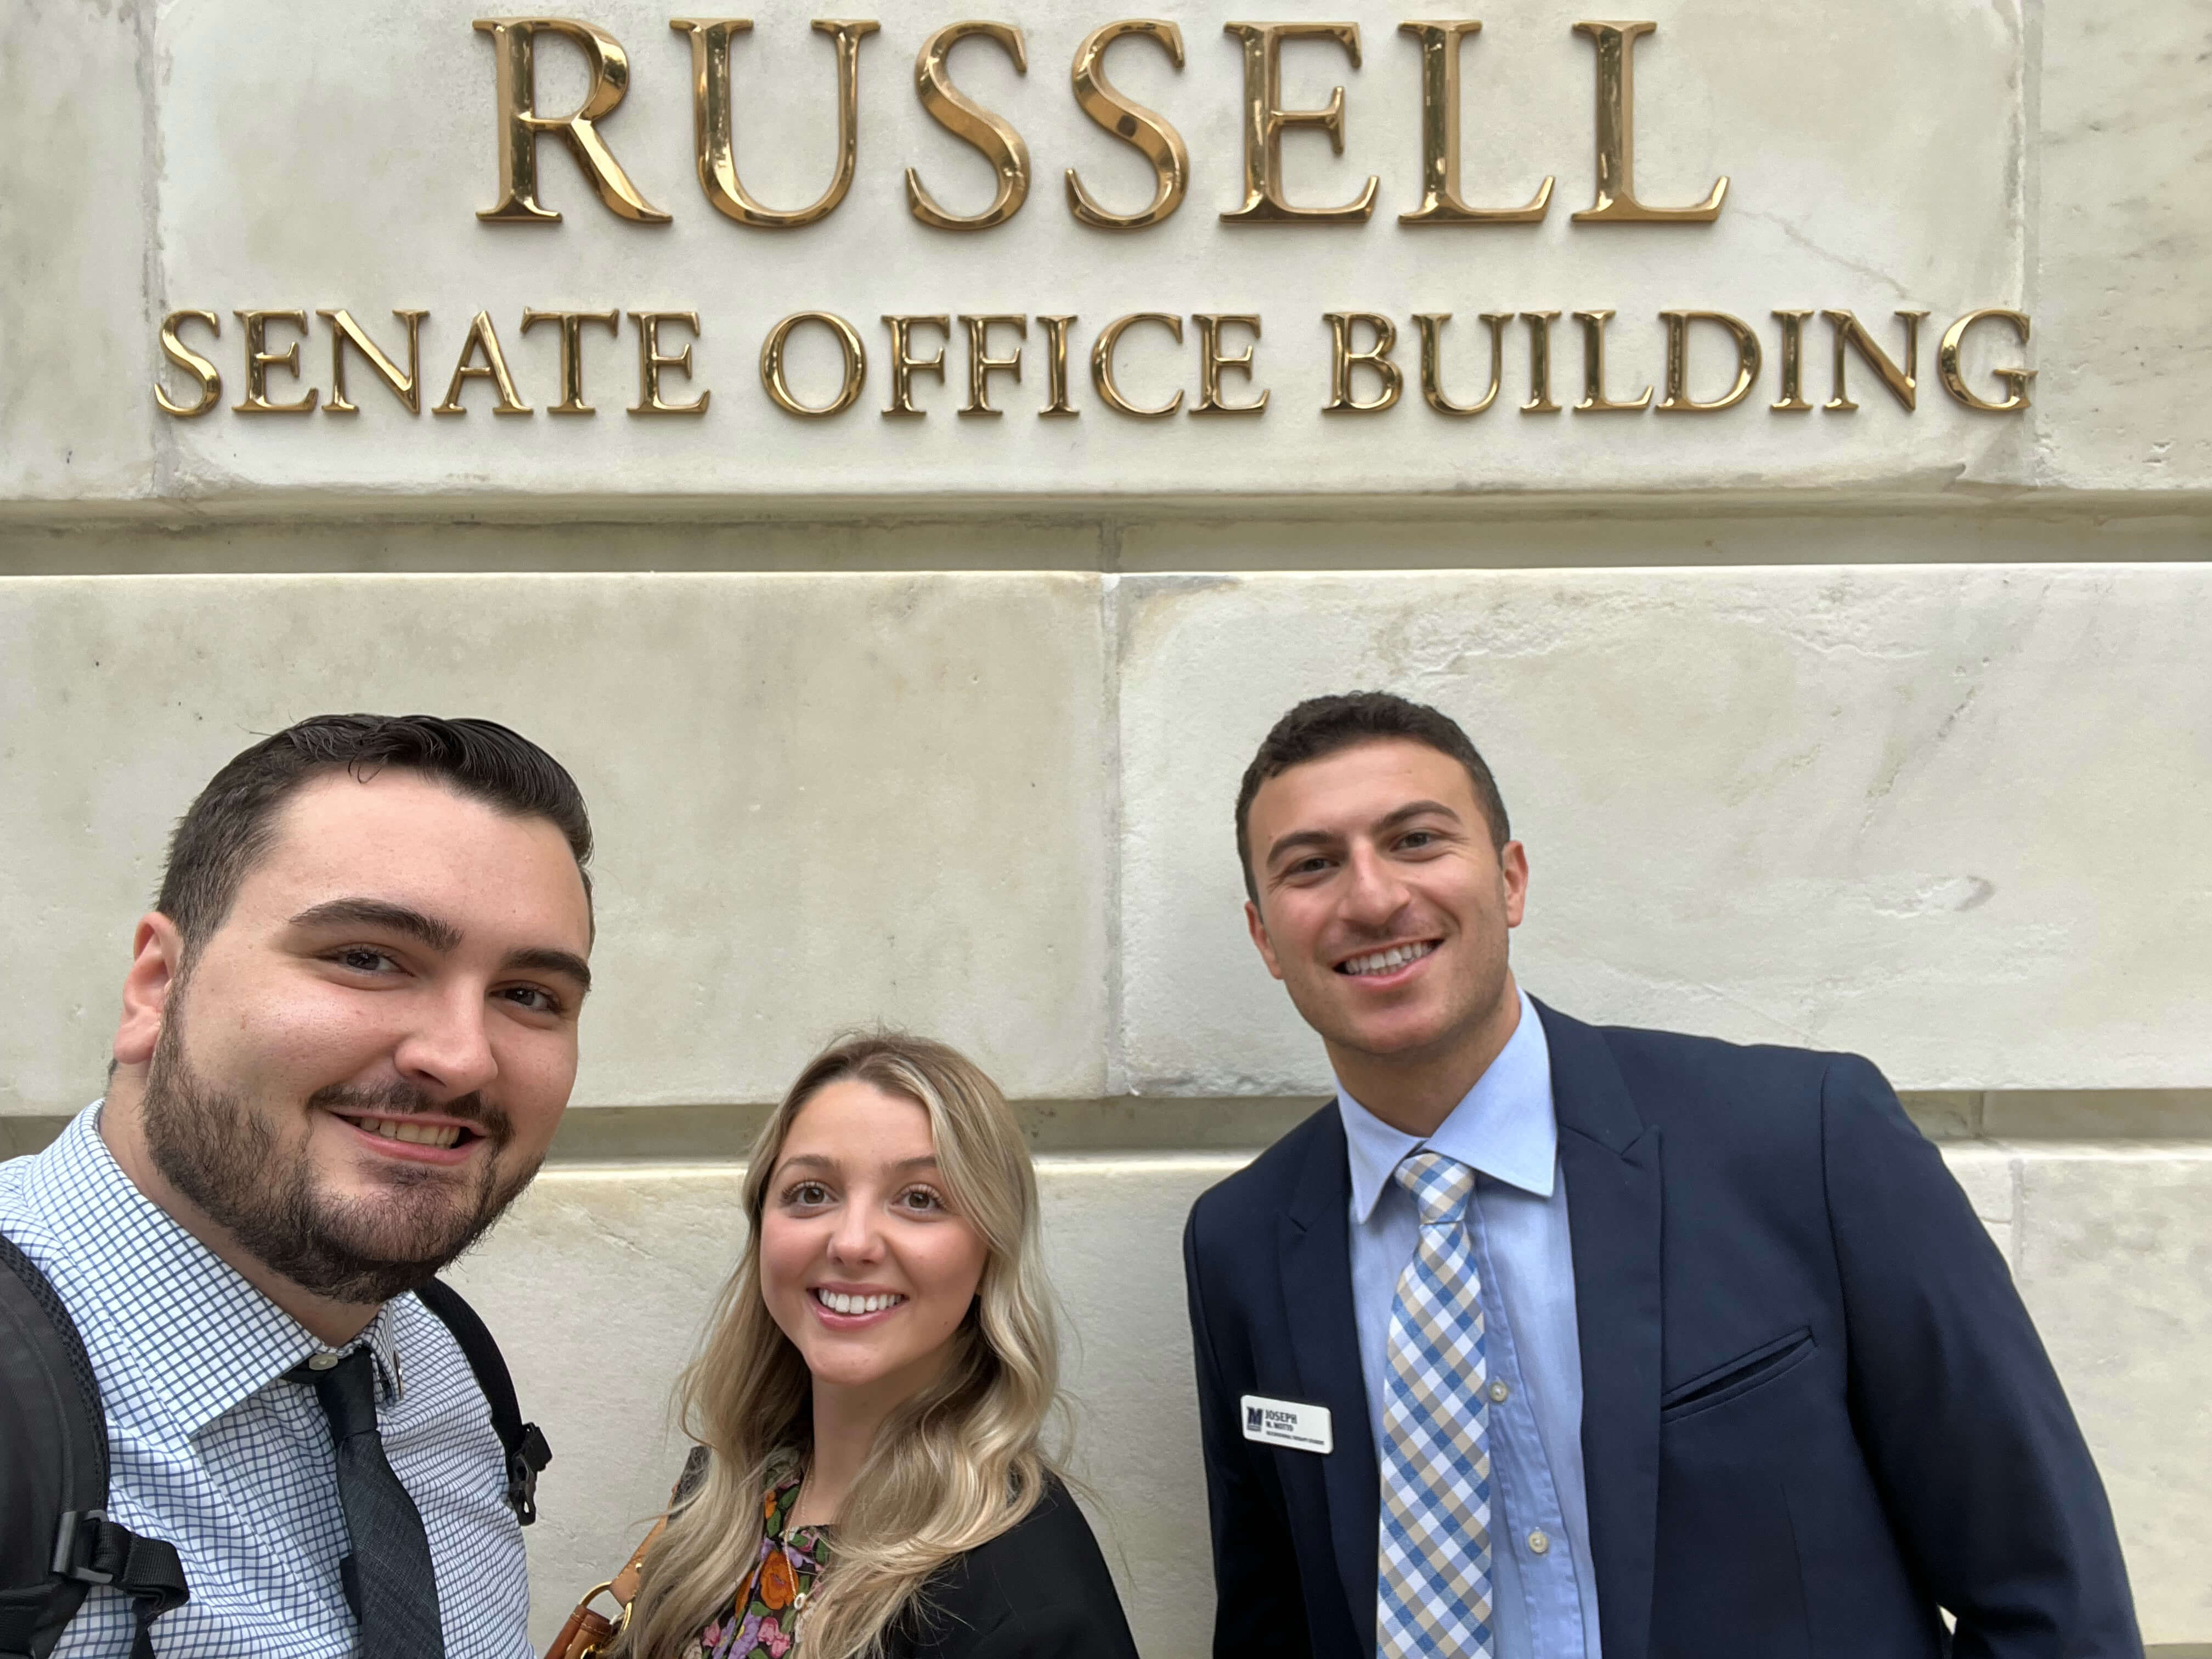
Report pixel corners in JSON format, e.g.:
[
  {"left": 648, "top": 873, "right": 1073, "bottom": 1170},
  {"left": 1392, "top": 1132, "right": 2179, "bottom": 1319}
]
[{"left": 1660, "top": 1327, "right": 1817, "bottom": 1424}]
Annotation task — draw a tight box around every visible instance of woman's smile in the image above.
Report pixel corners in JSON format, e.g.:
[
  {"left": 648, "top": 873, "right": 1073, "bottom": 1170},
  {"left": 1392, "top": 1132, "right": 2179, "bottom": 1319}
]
[{"left": 809, "top": 1284, "right": 910, "bottom": 1322}]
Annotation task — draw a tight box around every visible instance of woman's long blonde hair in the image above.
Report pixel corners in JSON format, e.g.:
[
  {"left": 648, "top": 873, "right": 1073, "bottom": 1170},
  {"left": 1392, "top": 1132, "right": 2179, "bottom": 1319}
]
[{"left": 617, "top": 1031, "right": 1062, "bottom": 1659}]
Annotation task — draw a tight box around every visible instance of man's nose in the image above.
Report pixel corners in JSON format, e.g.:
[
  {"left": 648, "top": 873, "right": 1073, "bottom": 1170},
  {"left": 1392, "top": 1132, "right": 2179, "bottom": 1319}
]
[
  {"left": 1341, "top": 843, "right": 1412, "bottom": 928},
  {"left": 393, "top": 983, "right": 499, "bottom": 1099}
]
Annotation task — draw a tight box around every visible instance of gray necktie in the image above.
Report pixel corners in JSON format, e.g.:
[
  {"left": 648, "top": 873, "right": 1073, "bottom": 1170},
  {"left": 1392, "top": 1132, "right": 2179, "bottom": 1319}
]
[{"left": 290, "top": 1347, "right": 447, "bottom": 1659}]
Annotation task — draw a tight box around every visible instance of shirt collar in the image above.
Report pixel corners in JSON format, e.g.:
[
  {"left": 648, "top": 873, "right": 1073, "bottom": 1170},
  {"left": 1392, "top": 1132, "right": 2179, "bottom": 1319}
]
[
  {"left": 26, "top": 1104, "right": 403, "bottom": 1437},
  {"left": 1339, "top": 988, "right": 1558, "bottom": 1225}
]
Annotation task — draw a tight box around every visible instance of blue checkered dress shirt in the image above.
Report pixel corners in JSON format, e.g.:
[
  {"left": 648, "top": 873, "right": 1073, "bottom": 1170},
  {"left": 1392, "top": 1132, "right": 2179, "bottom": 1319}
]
[{"left": 0, "top": 1104, "right": 532, "bottom": 1658}]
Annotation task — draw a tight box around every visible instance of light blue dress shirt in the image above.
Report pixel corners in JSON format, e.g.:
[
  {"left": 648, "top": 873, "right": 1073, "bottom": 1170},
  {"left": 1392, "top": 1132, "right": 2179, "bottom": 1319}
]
[{"left": 1340, "top": 990, "right": 1602, "bottom": 1659}]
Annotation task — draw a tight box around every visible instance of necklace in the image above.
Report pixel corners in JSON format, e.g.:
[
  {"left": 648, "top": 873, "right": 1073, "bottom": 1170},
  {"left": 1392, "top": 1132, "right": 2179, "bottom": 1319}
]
[
  {"left": 775, "top": 1481, "right": 827, "bottom": 1635},
  {"left": 787, "top": 1532, "right": 813, "bottom": 1615}
]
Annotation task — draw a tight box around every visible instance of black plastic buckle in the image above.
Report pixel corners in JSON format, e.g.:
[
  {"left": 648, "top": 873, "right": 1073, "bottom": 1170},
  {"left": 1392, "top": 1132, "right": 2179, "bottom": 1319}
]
[
  {"left": 506, "top": 1421, "right": 552, "bottom": 1525},
  {"left": 52, "top": 1510, "right": 115, "bottom": 1585}
]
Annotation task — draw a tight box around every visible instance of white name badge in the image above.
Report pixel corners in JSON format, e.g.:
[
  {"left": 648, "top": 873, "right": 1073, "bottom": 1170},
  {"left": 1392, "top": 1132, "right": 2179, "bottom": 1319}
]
[{"left": 1240, "top": 1394, "right": 1334, "bottom": 1454}]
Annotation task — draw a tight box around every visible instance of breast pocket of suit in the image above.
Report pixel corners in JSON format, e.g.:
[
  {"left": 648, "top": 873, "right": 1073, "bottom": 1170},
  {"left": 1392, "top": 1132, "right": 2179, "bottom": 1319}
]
[{"left": 1659, "top": 1326, "right": 1817, "bottom": 1424}]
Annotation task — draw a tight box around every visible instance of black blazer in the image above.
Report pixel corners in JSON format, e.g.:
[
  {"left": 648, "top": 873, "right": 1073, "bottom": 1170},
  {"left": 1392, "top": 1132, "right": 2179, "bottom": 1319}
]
[
  {"left": 885, "top": 1476, "right": 1141, "bottom": 1659},
  {"left": 1182, "top": 1000, "right": 2141, "bottom": 1659}
]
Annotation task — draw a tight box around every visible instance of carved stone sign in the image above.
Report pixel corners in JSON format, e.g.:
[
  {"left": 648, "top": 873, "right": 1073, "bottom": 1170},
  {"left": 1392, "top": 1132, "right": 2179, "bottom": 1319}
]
[{"left": 133, "top": 0, "right": 2034, "bottom": 498}]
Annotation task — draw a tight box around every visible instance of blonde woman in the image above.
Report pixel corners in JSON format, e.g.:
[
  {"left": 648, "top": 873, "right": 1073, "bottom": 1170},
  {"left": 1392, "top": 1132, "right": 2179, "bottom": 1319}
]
[{"left": 612, "top": 1032, "right": 1141, "bottom": 1659}]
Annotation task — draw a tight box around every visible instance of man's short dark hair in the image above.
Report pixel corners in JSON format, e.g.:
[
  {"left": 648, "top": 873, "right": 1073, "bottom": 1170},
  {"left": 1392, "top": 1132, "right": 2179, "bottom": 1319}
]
[
  {"left": 157, "top": 714, "right": 593, "bottom": 947},
  {"left": 1234, "top": 691, "right": 1510, "bottom": 904}
]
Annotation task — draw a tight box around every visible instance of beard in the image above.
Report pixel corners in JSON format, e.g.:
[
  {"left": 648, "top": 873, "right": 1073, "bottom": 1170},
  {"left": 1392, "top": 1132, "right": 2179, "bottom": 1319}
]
[{"left": 140, "top": 992, "right": 543, "bottom": 1305}]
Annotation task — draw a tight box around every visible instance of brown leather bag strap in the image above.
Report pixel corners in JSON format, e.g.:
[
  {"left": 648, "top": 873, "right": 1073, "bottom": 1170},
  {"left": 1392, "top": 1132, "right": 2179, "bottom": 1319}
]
[
  {"left": 542, "top": 1518, "right": 666, "bottom": 1659},
  {"left": 609, "top": 1517, "right": 666, "bottom": 1607},
  {"left": 542, "top": 1449, "right": 709, "bottom": 1659}
]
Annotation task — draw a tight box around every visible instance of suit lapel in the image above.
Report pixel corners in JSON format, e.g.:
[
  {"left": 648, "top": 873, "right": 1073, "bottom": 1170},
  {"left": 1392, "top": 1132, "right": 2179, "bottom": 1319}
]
[
  {"left": 1537, "top": 999, "right": 1664, "bottom": 1659},
  {"left": 1278, "top": 1107, "right": 1381, "bottom": 1652}
]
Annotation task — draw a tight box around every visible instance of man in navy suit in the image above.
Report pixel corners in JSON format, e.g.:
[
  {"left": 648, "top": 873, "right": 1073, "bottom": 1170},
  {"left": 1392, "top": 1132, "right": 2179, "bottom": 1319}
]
[{"left": 1182, "top": 691, "right": 2139, "bottom": 1659}]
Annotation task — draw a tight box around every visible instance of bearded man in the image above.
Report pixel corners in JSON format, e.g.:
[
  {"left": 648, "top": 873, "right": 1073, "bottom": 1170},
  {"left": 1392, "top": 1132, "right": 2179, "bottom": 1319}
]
[{"left": 0, "top": 714, "right": 596, "bottom": 1658}]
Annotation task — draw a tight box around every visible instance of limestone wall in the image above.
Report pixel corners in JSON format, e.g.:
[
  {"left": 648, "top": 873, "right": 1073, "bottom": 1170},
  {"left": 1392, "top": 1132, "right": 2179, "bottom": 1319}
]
[{"left": 3, "top": 0, "right": 2207, "bottom": 1649}]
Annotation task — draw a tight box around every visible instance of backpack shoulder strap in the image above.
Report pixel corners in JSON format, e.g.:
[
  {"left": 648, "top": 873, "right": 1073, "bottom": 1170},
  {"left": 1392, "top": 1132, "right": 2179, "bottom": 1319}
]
[
  {"left": 414, "top": 1278, "right": 551, "bottom": 1526},
  {"left": 0, "top": 1234, "right": 187, "bottom": 1659}
]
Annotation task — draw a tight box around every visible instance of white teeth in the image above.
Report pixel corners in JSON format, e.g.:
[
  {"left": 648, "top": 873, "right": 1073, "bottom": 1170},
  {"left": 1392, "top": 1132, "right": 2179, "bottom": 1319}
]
[
  {"left": 816, "top": 1289, "right": 905, "bottom": 1315},
  {"left": 1340, "top": 941, "right": 1438, "bottom": 977},
  {"left": 359, "top": 1116, "right": 462, "bottom": 1149}
]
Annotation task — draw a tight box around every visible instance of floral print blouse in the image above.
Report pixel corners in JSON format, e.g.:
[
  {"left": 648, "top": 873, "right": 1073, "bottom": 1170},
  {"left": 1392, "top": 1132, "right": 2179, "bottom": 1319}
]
[{"left": 684, "top": 1476, "right": 831, "bottom": 1659}]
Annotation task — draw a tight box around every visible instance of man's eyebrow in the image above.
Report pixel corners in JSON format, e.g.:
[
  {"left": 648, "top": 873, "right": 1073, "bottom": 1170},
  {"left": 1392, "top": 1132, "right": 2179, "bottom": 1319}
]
[
  {"left": 287, "top": 898, "right": 461, "bottom": 953},
  {"left": 1372, "top": 799, "right": 1463, "bottom": 834},
  {"left": 502, "top": 945, "right": 592, "bottom": 996},
  {"left": 1263, "top": 827, "right": 1341, "bottom": 868}
]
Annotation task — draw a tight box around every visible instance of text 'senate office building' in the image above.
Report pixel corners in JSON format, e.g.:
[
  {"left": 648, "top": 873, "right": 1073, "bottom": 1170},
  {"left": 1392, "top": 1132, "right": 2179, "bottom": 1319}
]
[{"left": 2, "top": 1, "right": 2205, "bottom": 1647}]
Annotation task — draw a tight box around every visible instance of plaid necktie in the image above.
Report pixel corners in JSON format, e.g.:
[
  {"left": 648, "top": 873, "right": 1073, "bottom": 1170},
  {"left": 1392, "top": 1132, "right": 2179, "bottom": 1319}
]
[
  {"left": 1378, "top": 1152, "right": 1496, "bottom": 1659},
  {"left": 290, "top": 1347, "right": 448, "bottom": 1659}
]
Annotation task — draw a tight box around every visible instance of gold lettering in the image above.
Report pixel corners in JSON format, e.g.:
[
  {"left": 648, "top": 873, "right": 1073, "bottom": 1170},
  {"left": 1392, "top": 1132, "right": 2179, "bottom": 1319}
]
[
  {"left": 1769, "top": 309, "right": 1814, "bottom": 411},
  {"left": 1192, "top": 314, "right": 1267, "bottom": 414},
  {"left": 908, "top": 22, "right": 1031, "bottom": 230},
  {"left": 1824, "top": 308, "right": 1927, "bottom": 412},
  {"left": 1398, "top": 24, "right": 1552, "bottom": 225},
  {"left": 882, "top": 314, "right": 950, "bottom": 415},
  {"left": 434, "top": 311, "right": 532, "bottom": 414},
  {"left": 1220, "top": 24, "right": 1377, "bottom": 224},
  {"left": 961, "top": 314, "right": 1026, "bottom": 415},
  {"left": 761, "top": 311, "right": 867, "bottom": 416},
  {"left": 628, "top": 311, "right": 709, "bottom": 414},
  {"left": 154, "top": 310, "right": 222, "bottom": 418},
  {"left": 1090, "top": 312, "right": 1183, "bottom": 416},
  {"left": 1938, "top": 308, "right": 2034, "bottom": 413},
  {"left": 674, "top": 19, "right": 877, "bottom": 229},
  {"left": 1656, "top": 310, "right": 1759, "bottom": 413},
  {"left": 1573, "top": 309, "right": 1650, "bottom": 411},
  {"left": 1571, "top": 21, "right": 1726, "bottom": 224},
  {"left": 1520, "top": 311, "right": 1561, "bottom": 413},
  {"left": 1413, "top": 313, "right": 1508, "bottom": 415},
  {"left": 1037, "top": 315, "right": 1079, "bottom": 416},
  {"left": 1066, "top": 20, "right": 1188, "bottom": 230},
  {"left": 520, "top": 309, "right": 618, "bottom": 414},
  {"left": 473, "top": 19, "right": 670, "bottom": 224},
  {"left": 232, "top": 310, "right": 319, "bottom": 415},
  {"left": 1324, "top": 312, "right": 1401, "bottom": 413},
  {"left": 321, "top": 309, "right": 426, "bottom": 415}
]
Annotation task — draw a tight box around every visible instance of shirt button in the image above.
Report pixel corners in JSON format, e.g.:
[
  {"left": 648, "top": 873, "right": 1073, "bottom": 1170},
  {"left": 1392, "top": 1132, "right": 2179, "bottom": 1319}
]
[
  {"left": 1527, "top": 1530, "right": 1550, "bottom": 1556},
  {"left": 307, "top": 1352, "right": 341, "bottom": 1371},
  {"left": 1488, "top": 1380, "right": 1510, "bottom": 1404}
]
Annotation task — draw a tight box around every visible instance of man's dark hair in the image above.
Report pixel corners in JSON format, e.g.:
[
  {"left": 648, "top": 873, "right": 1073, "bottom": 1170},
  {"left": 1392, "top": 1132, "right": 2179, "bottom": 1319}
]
[
  {"left": 1234, "top": 691, "right": 1510, "bottom": 904},
  {"left": 157, "top": 713, "right": 593, "bottom": 947}
]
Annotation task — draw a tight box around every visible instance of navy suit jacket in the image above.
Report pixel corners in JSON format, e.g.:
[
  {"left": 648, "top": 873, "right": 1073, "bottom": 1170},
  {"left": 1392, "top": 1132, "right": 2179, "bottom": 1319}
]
[{"left": 1182, "top": 1001, "right": 2140, "bottom": 1659}]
